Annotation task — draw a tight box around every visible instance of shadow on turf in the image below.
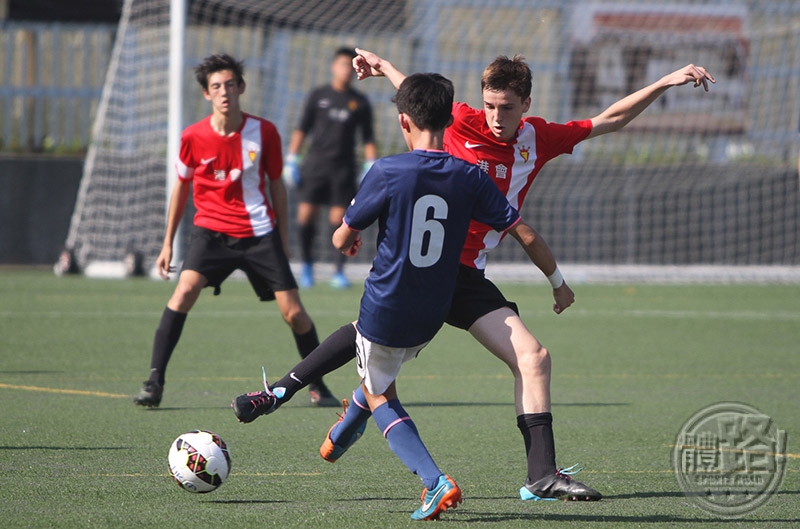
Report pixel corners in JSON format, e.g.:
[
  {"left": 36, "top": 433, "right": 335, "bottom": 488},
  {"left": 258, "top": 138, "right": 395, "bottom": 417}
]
[
  {"left": 403, "top": 401, "right": 629, "bottom": 408},
  {"left": 137, "top": 406, "right": 233, "bottom": 412},
  {"left": 0, "top": 370, "right": 64, "bottom": 374},
  {"left": 605, "top": 489, "right": 800, "bottom": 500},
  {"left": 138, "top": 402, "right": 630, "bottom": 412},
  {"left": 453, "top": 512, "right": 799, "bottom": 524},
  {"left": 340, "top": 492, "right": 800, "bottom": 524},
  {"left": 203, "top": 499, "right": 290, "bottom": 505},
  {"left": 0, "top": 445, "right": 129, "bottom": 450}
]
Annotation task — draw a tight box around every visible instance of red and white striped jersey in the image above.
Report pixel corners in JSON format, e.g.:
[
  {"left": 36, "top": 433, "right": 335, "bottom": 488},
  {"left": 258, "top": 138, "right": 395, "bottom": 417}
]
[
  {"left": 176, "top": 113, "right": 283, "bottom": 238},
  {"left": 444, "top": 102, "right": 592, "bottom": 269}
]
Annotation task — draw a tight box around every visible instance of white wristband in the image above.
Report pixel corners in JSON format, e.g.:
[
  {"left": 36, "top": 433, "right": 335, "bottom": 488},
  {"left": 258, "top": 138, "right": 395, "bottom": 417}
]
[{"left": 547, "top": 267, "right": 564, "bottom": 289}]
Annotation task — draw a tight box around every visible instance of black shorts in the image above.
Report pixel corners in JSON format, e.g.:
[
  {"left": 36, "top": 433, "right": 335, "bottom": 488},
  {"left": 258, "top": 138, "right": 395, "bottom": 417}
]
[
  {"left": 445, "top": 264, "right": 519, "bottom": 330},
  {"left": 181, "top": 226, "right": 297, "bottom": 301},
  {"left": 298, "top": 164, "right": 356, "bottom": 207}
]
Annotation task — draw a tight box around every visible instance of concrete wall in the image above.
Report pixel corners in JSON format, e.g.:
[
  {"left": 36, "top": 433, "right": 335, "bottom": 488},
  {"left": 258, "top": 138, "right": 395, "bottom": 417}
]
[{"left": 0, "top": 156, "right": 82, "bottom": 264}]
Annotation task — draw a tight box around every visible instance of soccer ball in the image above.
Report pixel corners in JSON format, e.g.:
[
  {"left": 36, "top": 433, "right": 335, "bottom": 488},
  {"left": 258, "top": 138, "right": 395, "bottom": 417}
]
[{"left": 168, "top": 430, "right": 231, "bottom": 493}]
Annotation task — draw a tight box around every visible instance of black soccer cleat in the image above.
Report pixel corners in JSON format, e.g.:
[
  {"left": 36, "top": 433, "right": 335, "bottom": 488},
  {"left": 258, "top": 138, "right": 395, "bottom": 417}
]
[
  {"left": 520, "top": 465, "right": 602, "bottom": 501},
  {"left": 232, "top": 366, "right": 279, "bottom": 423},
  {"left": 232, "top": 390, "right": 278, "bottom": 423},
  {"left": 133, "top": 380, "right": 163, "bottom": 408},
  {"left": 308, "top": 382, "right": 339, "bottom": 408}
]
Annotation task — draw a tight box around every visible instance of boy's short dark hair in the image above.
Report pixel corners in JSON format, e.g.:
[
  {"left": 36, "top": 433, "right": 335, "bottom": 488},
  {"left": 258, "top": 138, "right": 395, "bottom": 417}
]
[
  {"left": 393, "top": 73, "right": 454, "bottom": 131},
  {"left": 334, "top": 47, "right": 357, "bottom": 60},
  {"left": 481, "top": 55, "right": 532, "bottom": 100},
  {"left": 194, "top": 54, "right": 245, "bottom": 90}
]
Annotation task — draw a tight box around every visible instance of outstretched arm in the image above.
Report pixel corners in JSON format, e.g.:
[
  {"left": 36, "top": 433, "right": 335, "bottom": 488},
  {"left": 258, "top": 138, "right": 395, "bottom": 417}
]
[
  {"left": 352, "top": 48, "right": 407, "bottom": 89},
  {"left": 507, "top": 220, "right": 574, "bottom": 314},
  {"left": 587, "top": 64, "right": 715, "bottom": 139}
]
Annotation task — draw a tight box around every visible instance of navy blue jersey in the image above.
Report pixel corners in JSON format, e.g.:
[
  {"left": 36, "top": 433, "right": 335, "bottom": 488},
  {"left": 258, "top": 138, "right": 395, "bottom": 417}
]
[{"left": 345, "top": 150, "right": 520, "bottom": 347}]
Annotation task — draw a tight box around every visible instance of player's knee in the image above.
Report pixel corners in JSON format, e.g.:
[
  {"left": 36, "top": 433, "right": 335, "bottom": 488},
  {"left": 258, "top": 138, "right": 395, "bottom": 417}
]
[
  {"left": 169, "top": 282, "right": 201, "bottom": 312},
  {"left": 518, "top": 343, "right": 551, "bottom": 377},
  {"left": 283, "top": 306, "right": 312, "bottom": 332}
]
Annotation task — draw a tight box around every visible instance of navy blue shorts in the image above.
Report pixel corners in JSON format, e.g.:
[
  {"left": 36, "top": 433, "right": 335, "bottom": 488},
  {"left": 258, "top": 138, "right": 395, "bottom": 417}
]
[
  {"left": 181, "top": 226, "right": 297, "bottom": 301},
  {"left": 445, "top": 264, "right": 519, "bottom": 330}
]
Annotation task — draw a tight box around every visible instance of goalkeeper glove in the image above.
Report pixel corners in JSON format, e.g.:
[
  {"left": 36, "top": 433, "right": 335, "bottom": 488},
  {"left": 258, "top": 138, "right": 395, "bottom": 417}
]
[{"left": 282, "top": 153, "right": 301, "bottom": 188}]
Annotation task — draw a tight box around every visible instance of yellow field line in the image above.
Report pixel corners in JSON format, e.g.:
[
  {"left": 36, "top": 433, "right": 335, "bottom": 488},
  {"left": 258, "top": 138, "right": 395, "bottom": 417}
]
[{"left": 0, "top": 382, "right": 128, "bottom": 399}]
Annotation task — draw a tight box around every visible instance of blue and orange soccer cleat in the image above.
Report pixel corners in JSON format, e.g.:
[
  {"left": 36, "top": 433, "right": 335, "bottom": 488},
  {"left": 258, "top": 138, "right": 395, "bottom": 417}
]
[
  {"left": 519, "top": 465, "right": 602, "bottom": 501},
  {"left": 411, "top": 474, "right": 462, "bottom": 521},
  {"left": 319, "top": 399, "right": 367, "bottom": 462}
]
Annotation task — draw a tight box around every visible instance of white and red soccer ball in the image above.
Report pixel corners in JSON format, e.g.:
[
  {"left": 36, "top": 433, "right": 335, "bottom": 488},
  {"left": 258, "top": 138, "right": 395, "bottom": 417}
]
[{"left": 168, "top": 430, "right": 231, "bottom": 493}]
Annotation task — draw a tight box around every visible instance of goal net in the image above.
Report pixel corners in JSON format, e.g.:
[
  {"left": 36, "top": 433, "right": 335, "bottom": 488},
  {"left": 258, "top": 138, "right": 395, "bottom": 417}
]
[{"left": 61, "top": 0, "right": 800, "bottom": 282}]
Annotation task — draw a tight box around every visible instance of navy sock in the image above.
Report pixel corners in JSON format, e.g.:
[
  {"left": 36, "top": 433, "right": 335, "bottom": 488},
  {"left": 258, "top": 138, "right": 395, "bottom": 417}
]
[
  {"left": 330, "top": 386, "right": 372, "bottom": 443},
  {"left": 148, "top": 307, "right": 187, "bottom": 385},
  {"left": 517, "top": 412, "right": 557, "bottom": 483},
  {"left": 373, "top": 399, "right": 442, "bottom": 491},
  {"left": 271, "top": 324, "right": 356, "bottom": 402}
]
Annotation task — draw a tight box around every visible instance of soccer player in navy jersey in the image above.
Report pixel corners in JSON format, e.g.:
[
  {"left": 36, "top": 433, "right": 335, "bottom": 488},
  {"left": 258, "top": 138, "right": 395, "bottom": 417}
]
[
  {"left": 233, "top": 48, "right": 715, "bottom": 502},
  {"left": 133, "top": 54, "right": 337, "bottom": 409},
  {"left": 239, "top": 72, "right": 523, "bottom": 519},
  {"left": 346, "top": 48, "right": 713, "bottom": 501},
  {"left": 282, "top": 47, "right": 377, "bottom": 290}
]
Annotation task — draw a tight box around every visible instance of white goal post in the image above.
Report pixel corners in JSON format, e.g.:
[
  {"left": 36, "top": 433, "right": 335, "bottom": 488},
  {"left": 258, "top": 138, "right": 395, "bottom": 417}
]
[{"left": 59, "top": 0, "right": 800, "bottom": 282}]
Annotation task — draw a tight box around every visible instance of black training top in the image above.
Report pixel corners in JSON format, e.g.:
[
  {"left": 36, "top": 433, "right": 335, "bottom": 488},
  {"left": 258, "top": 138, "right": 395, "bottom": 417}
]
[{"left": 297, "top": 84, "right": 375, "bottom": 174}]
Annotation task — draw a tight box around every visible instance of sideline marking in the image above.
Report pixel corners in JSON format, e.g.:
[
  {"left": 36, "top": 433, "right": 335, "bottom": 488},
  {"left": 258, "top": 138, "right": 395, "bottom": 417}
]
[{"left": 0, "top": 382, "right": 128, "bottom": 399}]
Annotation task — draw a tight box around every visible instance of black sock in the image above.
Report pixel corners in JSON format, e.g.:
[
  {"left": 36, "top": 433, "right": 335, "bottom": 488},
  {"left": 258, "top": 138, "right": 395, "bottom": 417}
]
[
  {"left": 517, "top": 412, "right": 557, "bottom": 483},
  {"left": 293, "top": 324, "right": 319, "bottom": 359},
  {"left": 272, "top": 324, "right": 357, "bottom": 402},
  {"left": 148, "top": 307, "right": 187, "bottom": 386},
  {"left": 299, "top": 222, "right": 316, "bottom": 265}
]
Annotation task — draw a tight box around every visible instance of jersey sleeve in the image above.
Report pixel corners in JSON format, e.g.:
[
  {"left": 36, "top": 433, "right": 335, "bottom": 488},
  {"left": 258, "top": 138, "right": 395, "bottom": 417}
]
[
  {"left": 471, "top": 168, "right": 520, "bottom": 232},
  {"left": 176, "top": 128, "right": 195, "bottom": 182},
  {"left": 531, "top": 117, "right": 593, "bottom": 159},
  {"left": 260, "top": 119, "right": 283, "bottom": 181},
  {"left": 343, "top": 161, "right": 386, "bottom": 231}
]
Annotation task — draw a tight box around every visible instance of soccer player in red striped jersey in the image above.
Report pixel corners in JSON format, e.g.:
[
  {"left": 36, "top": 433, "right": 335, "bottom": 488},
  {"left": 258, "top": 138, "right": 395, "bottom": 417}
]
[
  {"left": 133, "top": 54, "right": 337, "bottom": 409},
  {"left": 350, "top": 48, "right": 713, "bottom": 501}
]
